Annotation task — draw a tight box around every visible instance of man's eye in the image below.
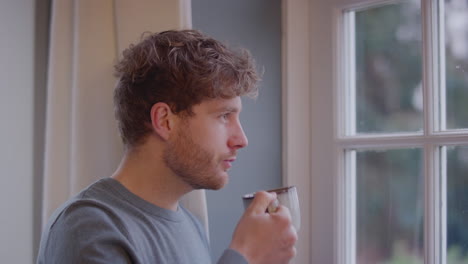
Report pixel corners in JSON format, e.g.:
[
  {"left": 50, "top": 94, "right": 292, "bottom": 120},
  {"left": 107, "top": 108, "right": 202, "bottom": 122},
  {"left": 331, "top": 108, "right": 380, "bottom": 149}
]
[{"left": 221, "top": 113, "right": 230, "bottom": 120}]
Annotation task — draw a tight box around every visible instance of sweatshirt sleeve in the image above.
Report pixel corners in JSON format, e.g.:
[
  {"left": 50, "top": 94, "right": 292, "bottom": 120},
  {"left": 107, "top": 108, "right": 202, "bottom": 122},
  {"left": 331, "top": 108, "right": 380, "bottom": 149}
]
[{"left": 217, "top": 248, "right": 248, "bottom": 264}]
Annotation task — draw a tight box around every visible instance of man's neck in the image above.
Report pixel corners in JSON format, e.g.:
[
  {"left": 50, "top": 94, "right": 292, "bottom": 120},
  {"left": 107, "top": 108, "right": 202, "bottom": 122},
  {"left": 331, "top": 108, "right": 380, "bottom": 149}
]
[{"left": 111, "top": 141, "right": 192, "bottom": 211}]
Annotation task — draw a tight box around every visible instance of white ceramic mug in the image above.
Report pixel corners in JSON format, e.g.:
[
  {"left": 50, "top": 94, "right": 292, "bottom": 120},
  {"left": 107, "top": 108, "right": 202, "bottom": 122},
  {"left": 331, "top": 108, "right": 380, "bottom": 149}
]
[{"left": 242, "top": 186, "right": 301, "bottom": 231}]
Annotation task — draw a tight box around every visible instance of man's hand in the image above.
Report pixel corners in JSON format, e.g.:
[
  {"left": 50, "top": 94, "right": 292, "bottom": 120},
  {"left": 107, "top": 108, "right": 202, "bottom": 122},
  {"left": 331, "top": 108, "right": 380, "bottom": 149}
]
[{"left": 229, "top": 191, "right": 298, "bottom": 264}]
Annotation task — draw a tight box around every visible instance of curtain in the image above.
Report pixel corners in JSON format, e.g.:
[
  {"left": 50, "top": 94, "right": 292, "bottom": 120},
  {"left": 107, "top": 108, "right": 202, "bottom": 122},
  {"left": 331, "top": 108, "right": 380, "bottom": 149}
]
[{"left": 42, "top": 0, "right": 209, "bottom": 234}]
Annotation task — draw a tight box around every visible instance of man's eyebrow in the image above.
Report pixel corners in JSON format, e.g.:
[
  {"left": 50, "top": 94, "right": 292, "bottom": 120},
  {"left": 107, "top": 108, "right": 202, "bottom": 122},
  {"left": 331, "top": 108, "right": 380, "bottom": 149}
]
[{"left": 215, "top": 106, "right": 240, "bottom": 113}]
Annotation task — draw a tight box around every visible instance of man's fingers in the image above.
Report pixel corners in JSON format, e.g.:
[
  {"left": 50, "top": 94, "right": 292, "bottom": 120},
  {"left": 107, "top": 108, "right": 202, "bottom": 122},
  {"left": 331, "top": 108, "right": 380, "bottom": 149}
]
[
  {"left": 267, "top": 199, "right": 279, "bottom": 213},
  {"left": 247, "top": 191, "right": 277, "bottom": 214},
  {"left": 273, "top": 204, "right": 292, "bottom": 219}
]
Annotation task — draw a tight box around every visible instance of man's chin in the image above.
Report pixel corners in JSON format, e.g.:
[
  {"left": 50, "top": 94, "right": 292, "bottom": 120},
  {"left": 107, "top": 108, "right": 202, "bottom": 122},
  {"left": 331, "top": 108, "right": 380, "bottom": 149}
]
[
  {"left": 188, "top": 174, "right": 228, "bottom": 190},
  {"left": 206, "top": 173, "right": 229, "bottom": 190}
]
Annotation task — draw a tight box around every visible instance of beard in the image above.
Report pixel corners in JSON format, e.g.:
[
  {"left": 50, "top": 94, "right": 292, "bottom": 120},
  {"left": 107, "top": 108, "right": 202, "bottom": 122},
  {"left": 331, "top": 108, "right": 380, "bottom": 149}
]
[{"left": 162, "top": 126, "right": 229, "bottom": 190}]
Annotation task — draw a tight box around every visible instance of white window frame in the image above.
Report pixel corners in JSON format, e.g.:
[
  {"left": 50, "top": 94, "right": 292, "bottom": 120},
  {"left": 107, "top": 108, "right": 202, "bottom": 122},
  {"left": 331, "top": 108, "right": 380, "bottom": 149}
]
[
  {"left": 281, "top": 0, "right": 312, "bottom": 263},
  {"left": 283, "top": 0, "right": 468, "bottom": 263}
]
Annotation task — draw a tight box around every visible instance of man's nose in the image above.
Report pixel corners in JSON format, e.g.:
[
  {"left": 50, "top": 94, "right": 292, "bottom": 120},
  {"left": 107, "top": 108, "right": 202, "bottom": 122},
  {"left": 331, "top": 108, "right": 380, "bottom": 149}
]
[{"left": 229, "top": 121, "right": 248, "bottom": 150}]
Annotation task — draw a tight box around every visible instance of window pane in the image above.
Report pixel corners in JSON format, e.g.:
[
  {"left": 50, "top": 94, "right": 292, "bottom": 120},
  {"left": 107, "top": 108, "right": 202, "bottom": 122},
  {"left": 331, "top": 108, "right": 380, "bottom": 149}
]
[
  {"left": 356, "top": 148, "right": 424, "bottom": 264},
  {"left": 444, "top": 0, "right": 468, "bottom": 129},
  {"left": 354, "top": 1, "right": 423, "bottom": 133},
  {"left": 446, "top": 146, "right": 468, "bottom": 263}
]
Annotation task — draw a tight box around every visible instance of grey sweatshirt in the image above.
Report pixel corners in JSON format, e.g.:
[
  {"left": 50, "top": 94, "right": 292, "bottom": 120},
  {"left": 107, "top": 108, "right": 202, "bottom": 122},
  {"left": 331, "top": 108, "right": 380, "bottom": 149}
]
[{"left": 36, "top": 178, "right": 247, "bottom": 264}]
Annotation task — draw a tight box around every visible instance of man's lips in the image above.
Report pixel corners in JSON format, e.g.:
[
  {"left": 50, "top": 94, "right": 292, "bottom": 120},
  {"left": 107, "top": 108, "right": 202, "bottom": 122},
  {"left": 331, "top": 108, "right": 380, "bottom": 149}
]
[{"left": 223, "top": 157, "right": 236, "bottom": 169}]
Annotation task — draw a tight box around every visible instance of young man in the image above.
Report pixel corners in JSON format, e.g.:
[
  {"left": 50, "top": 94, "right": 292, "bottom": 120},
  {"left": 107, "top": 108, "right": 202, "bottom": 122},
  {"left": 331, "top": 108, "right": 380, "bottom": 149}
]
[{"left": 37, "top": 30, "right": 297, "bottom": 264}]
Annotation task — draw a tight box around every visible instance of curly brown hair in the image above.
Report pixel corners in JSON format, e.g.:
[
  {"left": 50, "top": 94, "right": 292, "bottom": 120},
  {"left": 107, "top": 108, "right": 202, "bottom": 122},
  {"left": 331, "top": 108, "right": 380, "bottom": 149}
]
[{"left": 113, "top": 29, "right": 259, "bottom": 149}]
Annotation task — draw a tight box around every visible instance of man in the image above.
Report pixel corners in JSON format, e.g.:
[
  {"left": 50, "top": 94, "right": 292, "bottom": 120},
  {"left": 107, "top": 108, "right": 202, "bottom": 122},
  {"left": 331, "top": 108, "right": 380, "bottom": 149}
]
[{"left": 37, "top": 30, "right": 297, "bottom": 264}]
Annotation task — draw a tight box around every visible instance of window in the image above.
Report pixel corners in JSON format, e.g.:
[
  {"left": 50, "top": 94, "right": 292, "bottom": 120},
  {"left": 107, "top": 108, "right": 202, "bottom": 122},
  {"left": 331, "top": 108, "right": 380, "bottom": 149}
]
[
  {"left": 336, "top": 0, "right": 468, "bottom": 263},
  {"left": 284, "top": 0, "right": 468, "bottom": 263}
]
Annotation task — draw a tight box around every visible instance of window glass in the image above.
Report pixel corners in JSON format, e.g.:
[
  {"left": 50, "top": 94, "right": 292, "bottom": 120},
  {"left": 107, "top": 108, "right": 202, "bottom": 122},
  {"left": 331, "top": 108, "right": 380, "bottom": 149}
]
[
  {"left": 356, "top": 148, "right": 424, "bottom": 264},
  {"left": 444, "top": 0, "right": 468, "bottom": 129},
  {"left": 446, "top": 145, "right": 468, "bottom": 263},
  {"left": 355, "top": 1, "right": 422, "bottom": 133}
]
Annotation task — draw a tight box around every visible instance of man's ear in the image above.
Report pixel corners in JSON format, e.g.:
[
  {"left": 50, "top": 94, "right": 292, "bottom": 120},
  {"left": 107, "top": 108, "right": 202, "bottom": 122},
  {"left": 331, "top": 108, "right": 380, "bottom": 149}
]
[{"left": 150, "top": 102, "right": 174, "bottom": 141}]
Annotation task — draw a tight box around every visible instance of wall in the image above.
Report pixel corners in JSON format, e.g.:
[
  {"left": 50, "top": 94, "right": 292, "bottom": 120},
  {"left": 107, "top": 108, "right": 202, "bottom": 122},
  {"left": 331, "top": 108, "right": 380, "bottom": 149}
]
[
  {"left": 192, "top": 0, "right": 282, "bottom": 261},
  {"left": 1, "top": 0, "right": 33, "bottom": 263},
  {"left": 0, "top": 1, "right": 49, "bottom": 263},
  {"left": 0, "top": 0, "right": 35, "bottom": 262}
]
